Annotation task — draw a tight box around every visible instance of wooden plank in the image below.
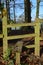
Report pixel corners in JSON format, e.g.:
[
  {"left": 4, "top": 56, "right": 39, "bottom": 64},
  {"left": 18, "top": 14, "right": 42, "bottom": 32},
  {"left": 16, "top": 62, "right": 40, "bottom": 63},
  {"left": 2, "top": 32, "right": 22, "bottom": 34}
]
[
  {"left": 35, "top": 19, "right": 40, "bottom": 56},
  {"left": 7, "top": 22, "right": 36, "bottom": 28},
  {"left": 40, "top": 37, "right": 43, "bottom": 40},
  {"left": 16, "top": 52, "right": 20, "bottom": 65},
  {"left": 7, "top": 34, "right": 36, "bottom": 40},
  {"left": 2, "top": 16, "right": 8, "bottom": 59},
  {"left": 25, "top": 45, "right": 35, "bottom": 48},
  {"left": 39, "top": 19, "right": 43, "bottom": 22}
]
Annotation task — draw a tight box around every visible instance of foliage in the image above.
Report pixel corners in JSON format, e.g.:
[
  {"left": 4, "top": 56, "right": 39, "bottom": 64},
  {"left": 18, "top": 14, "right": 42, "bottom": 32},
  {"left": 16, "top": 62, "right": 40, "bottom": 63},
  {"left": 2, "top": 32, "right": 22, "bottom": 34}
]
[
  {"left": 8, "top": 60, "right": 14, "bottom": 65},
  {"left": 8, "top": 47, "right": 12, "bottom": 57}
]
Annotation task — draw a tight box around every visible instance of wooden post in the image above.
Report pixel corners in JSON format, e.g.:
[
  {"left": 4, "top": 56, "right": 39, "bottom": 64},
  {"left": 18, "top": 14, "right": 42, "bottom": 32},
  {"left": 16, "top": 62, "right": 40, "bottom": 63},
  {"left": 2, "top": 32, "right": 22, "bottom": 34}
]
[
  {"left": 35, "top": 18, "right": 40, "bottom": 56},
  {"left": 16, "top": 52, "right": 20, "bottom": 65},
  {"left": 16, "top": 41, "right": 23, "bottom": 65},
  {"left": 2, "top": 9, "right": 8, "bottom": 59}
]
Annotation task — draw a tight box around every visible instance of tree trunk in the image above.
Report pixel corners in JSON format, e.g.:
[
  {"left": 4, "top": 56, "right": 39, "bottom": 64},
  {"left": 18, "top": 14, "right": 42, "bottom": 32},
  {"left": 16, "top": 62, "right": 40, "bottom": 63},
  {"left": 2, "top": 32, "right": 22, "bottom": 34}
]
[
  {"left": 22, "top": 0, "right": 31, "bottom": 33},
  {"left": 24, "top": 0, "right": 31, "bottom": 22}
]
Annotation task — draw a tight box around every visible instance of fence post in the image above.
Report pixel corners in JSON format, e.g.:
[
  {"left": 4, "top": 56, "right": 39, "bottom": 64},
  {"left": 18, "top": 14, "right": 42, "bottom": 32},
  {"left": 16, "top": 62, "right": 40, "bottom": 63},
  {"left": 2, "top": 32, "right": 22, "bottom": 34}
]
[
  {"left": 16, "top": 52, "right": 20, "bottom": 65},
  {"left": 35, "top": 18, "right": 40, "bottom": 56},
  {"left": 2, "top": 9, "right": 8, "bottom": 59},
  {"left": 16, "top": 41, "right": 23, "bottom": 65}
]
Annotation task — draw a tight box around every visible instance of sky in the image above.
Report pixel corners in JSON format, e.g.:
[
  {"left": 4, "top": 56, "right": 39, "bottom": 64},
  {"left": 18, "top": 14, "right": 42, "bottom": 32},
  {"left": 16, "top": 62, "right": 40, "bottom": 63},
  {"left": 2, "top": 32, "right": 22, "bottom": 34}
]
[
  {"left": 31, "top": 0, "right": 36, "bottom": 20},
  {"left": 1, "top": 0, "right": 43, "bottom": 21},
  {"left": 7, "top": 0, "right": 24, "bottom": 21},
  {"left": 31, "top": 0, "right": 43, "bottom": 20},
  {"left": 9, "top": 0, "right": 43, "bottom": 21},
  {"left": 1, "top": 0, "right": 43, "bottom": 30}
]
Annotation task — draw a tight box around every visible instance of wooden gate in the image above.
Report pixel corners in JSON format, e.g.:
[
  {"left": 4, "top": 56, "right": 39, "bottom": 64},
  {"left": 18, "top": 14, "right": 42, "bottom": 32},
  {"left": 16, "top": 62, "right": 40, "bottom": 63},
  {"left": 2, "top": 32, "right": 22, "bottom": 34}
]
[{"left": 0, "top": 9, "right": 43, "bottom": 64}]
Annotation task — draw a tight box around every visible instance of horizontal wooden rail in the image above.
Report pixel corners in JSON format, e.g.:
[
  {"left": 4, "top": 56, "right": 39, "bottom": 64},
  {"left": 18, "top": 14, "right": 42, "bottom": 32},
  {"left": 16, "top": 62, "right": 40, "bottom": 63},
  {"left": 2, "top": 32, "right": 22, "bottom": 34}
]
[
  {"left": 35, "top": 18, "right": 43, "bottom": 22},
  {"left": 7, "top": 34, "right": 36, "bottom": 40},
  {"left": 0, "top": 34, "right": 43, "bottom": 40},
  {"left": 7, "top": 22, "right": 36, "bottom": 28},
  {"left": 25, "top": 45, "right": 35, "bottom": 48},
  {"left": 0, "top": 34, "right": 3, "bottom": 38},
  {"left": 39, "top": 19, "right": 43, "bottom": 22},
  {"left": 40, "top": 37, "right": 43, "bottom": 40}
]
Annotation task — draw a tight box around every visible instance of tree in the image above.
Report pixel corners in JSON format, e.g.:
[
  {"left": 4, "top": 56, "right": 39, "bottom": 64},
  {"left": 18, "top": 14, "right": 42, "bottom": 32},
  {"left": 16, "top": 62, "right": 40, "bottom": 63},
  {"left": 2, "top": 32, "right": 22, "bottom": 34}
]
[
  {"left": 21, "top": 0, "right": 32, "bottom": 32},
  {"left": 6, "top": 0, "right": 10, "bottom": 21},
  {"left": 24, "top": 0, "right": 31, "bottom": 22},
  {"left": 0, "top": 0, "right": 4, "bottom": 11},
  {"left": 0, "top": 0, "right": 4, "bottom": 33}
]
